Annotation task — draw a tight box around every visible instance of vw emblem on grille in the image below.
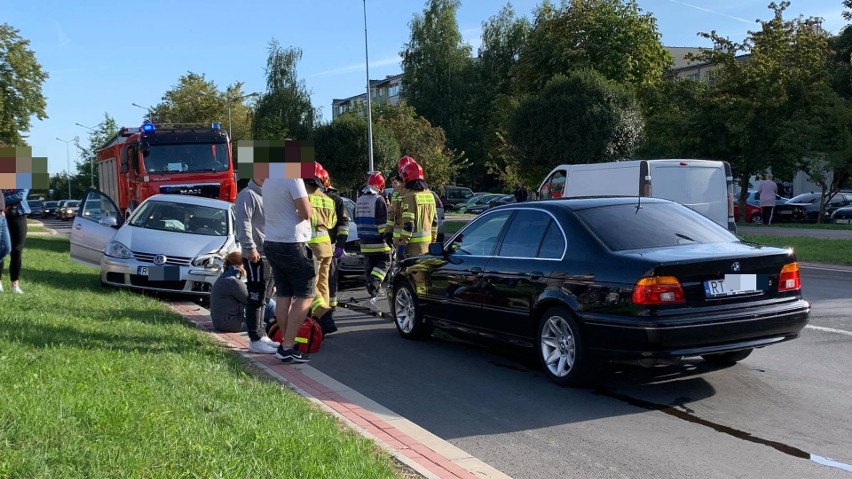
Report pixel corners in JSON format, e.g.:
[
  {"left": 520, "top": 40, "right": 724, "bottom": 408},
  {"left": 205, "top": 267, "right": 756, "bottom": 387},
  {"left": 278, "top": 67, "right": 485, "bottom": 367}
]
[
  {"left": 731, "top": 262, "right": 741, "bottom": 272},
  {"left": 153, "top": 255, "right": 167, "bottom": 265}
]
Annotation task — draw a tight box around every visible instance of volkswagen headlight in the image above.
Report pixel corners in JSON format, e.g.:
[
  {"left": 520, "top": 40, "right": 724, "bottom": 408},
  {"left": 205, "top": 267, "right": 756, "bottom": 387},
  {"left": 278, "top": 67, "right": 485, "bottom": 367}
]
[
  {"left": 191, "top": 252, "right": 224, "bottom": 270},
  {"left": 104, "top": 241, "right": 132, "bottom": 259}
]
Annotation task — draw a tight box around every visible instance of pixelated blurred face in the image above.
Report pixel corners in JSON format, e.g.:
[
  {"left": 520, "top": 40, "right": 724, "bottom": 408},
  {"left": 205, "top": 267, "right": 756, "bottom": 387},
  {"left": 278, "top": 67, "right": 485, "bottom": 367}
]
[
  {"left": 0, "top": 146, "right": 48, "bottom": 189},
  {"left": 235, "top": 139, "right": 315, "bottom": 181}
]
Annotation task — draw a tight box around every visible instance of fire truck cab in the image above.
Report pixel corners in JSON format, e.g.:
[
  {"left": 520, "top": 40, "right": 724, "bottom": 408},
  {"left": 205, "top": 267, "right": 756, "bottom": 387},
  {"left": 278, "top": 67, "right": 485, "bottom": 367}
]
[{"left": 97, "top": 122, "right": 237, "bottom": 218}]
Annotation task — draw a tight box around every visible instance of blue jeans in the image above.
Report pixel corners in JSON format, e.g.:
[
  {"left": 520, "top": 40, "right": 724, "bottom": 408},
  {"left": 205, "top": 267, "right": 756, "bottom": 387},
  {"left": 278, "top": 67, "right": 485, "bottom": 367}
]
[{"left": 0, "top": 216, "right": 10, "bottom": 260}]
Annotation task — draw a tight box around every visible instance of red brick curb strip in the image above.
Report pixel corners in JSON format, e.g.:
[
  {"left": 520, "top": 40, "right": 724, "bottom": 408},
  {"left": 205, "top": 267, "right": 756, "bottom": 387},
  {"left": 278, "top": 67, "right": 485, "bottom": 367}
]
[{"left": 168, "top": 301, "right": 511, "bottom": 479}]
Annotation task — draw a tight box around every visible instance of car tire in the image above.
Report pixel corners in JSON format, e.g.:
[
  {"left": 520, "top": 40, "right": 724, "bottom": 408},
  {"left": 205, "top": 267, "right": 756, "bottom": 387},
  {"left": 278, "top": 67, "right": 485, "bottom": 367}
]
[
  {"left": 537, "top": 307, "right": 593, "bottom": 387},
  {"left": 392, "top": 280, "right": 432, "bottom": 339},
  {"left": 749, "top": 214, "right": 763, "bottom": 224},
  {"left": 701, "top": 348, "right": 753, "bottom": 365}
]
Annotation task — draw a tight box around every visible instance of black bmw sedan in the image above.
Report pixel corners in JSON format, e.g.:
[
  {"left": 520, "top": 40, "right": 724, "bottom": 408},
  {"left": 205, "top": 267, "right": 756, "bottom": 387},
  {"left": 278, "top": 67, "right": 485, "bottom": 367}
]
[{"left": 387, "top": 197, "right": 810, "bottom": 387}]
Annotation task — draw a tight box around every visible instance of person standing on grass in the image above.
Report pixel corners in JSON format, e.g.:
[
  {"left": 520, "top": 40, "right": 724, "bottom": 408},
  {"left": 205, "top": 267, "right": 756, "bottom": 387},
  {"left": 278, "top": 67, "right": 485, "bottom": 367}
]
[
  {"left": 1, "top": 189, "right": 30, "bottom": 294},
  {"left": 757, "top": 173, "right": 778, "bottom": 225},
  {"left": 263, "top": 176, "right": 315, "bottom": 363},
  {"left": 0, "top": 193, "right": 11, "bottom": 266},
  {"left": 235, "top": 174, "right": 280, "bottom": 354}
]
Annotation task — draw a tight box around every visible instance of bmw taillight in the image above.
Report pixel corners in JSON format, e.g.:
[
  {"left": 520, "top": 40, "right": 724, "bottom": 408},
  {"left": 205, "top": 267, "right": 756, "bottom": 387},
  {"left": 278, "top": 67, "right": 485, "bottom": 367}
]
[
  {"left": 632, "top": 276, "right": 686, "bottom": 305},
  {"left": 778, "top": 263, "right": 801, "bottom": 292}
]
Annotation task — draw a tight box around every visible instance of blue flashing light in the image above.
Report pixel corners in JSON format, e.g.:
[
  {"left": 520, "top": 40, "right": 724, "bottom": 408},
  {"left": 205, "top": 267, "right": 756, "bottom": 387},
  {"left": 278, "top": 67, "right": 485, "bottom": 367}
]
[
  {"left": 141, "top": 122, "right": 155, "bottom": 132},
  {"left": 212, "top": 122, "right": 221, "bottom": 129}
]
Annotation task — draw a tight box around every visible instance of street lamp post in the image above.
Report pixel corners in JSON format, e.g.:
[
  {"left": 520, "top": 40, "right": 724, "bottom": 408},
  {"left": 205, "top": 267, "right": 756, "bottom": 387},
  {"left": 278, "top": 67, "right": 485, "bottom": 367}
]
[
  {"left": 363, "top": 0, "right": 375, "bottom": 173},
  {"left": 76, "top": 122, "right": 98, "bottom": 187},
  {"left": 199, "top": 91, "right": 260, "bottom": 138},
  {"left": 56, "top": 137, "right": 75, "bottom": 199},
  {"left": 131, "top": 102, "right": 154, "bottom": 121}
]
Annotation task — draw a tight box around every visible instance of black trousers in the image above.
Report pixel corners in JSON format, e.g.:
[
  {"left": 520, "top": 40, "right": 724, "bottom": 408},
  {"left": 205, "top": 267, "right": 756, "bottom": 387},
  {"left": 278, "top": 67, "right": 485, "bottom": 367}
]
[
  {"left": 0, "top": 214, "right": 27, "bottom": 282},
  {"left": 761, "top": 206, "right": 774, "bottom": 225},
  {"left": 364, "top": 252, "right": 391, "bottom": 297},
  {"left": 242, "top": 256, "right": 274, "bottom": 341}
]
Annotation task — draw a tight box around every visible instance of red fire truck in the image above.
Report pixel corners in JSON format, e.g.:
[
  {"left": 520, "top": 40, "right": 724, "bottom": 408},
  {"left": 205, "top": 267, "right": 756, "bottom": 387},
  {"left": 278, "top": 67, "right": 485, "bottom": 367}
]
[{"left": 97, "top": 122, "right": 237, "bottom": 217}]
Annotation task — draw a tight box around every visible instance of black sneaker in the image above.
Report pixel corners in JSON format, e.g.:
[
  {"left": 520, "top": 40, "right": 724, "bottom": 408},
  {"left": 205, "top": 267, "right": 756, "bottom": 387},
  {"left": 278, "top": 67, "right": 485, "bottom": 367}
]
[{"left": 275, "top": 346, "right": 311, "bottom": 363}]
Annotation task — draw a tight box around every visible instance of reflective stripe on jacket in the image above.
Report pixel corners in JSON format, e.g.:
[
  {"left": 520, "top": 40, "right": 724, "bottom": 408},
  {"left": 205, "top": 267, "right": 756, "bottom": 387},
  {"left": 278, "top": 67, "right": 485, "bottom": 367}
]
[
  {"left": 355, "top": 190, "right": 391, "bottom": 253},
  {"left": 399, "top": 189, "right": 437, "bottom": 246},
  {"left": 308, "top": 189, "right": 336, "bottom": 244}
]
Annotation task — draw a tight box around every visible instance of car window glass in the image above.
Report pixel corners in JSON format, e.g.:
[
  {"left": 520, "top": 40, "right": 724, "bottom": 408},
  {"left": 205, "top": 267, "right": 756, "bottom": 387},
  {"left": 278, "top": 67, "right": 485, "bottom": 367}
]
[
  {"left": 541, "top": 170, "right": 566, "bottom": 199},
  {"left": 576, "top": 202, "right": 737, "bottom": 251},
  {"left": 129, "top": 201, "right": 228, "bottom": 236},
  {"left": 498, "top": 210, "right": 551, "bottom": 258},
  {"left": 451, "top": 211, "right": 511, "bottom": 256},
  {"left": 538, "top": 220, "right": 565, "bottom": 259}
]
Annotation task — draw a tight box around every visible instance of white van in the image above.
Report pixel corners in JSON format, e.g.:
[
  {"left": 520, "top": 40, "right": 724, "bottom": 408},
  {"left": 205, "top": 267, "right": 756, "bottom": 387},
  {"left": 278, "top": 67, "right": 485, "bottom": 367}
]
[{"left": 537, "top": 159, "right": 736, "bottom": 232}]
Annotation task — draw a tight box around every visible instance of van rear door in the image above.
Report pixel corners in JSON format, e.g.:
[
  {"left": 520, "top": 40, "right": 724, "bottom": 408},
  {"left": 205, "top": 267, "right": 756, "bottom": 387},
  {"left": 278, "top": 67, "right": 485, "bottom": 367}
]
[{"left": 649, "top": 160, "right": 729, "bottom": 230}]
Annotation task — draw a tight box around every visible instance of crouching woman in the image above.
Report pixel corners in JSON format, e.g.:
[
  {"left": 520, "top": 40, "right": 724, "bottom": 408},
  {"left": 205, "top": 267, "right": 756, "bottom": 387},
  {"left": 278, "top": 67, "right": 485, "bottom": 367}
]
[{"left": 210, "top": 252, "right": 276, "bottom": 346}]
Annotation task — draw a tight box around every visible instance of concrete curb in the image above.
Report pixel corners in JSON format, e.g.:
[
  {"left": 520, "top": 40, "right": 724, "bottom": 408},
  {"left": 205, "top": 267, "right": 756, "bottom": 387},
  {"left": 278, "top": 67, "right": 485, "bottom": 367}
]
[{"left": 168, "top": 301, "right": 511, "bottom": 479}]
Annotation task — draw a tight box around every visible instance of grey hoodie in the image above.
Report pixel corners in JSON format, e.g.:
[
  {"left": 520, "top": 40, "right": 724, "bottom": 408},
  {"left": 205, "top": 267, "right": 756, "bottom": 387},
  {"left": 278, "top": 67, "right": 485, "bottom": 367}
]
[{"left": 236, "top": 179, "right": 265, "bottom": 256}]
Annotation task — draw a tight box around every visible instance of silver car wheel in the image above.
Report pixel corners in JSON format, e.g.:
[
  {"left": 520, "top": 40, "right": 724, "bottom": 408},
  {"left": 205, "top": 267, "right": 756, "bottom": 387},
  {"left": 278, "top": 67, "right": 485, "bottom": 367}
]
[
  {"left": 395, "top": 287, "right": 416, "bottom": 334},
  {"left": 540, "top": 315, "right": 576, "bottom": 378}
]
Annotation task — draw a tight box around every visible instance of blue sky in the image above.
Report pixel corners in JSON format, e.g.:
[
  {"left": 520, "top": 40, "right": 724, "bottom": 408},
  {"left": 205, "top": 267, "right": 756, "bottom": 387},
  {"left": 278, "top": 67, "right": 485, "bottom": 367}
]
[{"left": 2, "top": 0, "right": 847, "bottom": 176}]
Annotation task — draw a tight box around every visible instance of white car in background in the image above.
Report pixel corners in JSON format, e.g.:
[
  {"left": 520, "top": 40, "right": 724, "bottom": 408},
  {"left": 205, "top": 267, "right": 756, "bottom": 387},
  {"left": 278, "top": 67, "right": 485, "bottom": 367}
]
[{"left": 70, "top": 190, "right": 238, "bottom": 296}]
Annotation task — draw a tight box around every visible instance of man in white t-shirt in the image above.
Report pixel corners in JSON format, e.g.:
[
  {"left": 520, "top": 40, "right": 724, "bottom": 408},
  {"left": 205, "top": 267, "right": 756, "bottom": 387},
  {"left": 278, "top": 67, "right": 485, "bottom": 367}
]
[{"left": 263, "top": 178, "right": 315, "bottom": 363}]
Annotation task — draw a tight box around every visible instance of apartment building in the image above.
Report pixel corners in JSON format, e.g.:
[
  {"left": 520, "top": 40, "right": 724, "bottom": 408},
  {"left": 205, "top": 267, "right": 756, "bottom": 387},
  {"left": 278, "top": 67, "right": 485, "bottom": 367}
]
[{"left": 331, "top": 73, "right": 404, "bottom": 120}]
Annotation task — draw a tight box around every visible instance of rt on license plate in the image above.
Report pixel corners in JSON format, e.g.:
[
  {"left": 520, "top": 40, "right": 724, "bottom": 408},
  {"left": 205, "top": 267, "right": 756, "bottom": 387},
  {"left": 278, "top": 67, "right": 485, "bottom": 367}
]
[{"left": 704, "top": 274, "right": 759, "bottom": 298}]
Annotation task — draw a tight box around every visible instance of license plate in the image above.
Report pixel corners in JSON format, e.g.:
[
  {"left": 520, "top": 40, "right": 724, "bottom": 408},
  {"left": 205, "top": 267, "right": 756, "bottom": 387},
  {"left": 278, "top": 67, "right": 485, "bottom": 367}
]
[
  {"left": 835, "top": 219, "right": 850, "bottom": 224},
  {"left": 137, "top": 266, "right": 149, "bottom": 276},
  {"left": 704, "top": 274, "right": 758, "bottom": 298},
  {"left": 778, "top": 210, "right": 791, "bottom": 215}
]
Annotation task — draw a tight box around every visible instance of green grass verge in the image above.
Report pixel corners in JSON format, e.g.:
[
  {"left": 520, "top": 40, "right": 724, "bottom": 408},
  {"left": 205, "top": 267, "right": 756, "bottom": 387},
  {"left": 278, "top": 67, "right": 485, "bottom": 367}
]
[
  {"left": 26, "top": 225, "right": 47, "bottom": 233},
  {"left": 0, "top": 237, "right": 403, "bottom": 478},
  {"left": 740, "top": 235, "right": 852, "bottom": 265}
]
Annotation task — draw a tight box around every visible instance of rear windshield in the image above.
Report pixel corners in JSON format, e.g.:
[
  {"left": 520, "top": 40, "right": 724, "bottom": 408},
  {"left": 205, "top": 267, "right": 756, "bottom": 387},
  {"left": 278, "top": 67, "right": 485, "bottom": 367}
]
[{"left": 574, "top": 202, "right": 738, "bottom": 251}]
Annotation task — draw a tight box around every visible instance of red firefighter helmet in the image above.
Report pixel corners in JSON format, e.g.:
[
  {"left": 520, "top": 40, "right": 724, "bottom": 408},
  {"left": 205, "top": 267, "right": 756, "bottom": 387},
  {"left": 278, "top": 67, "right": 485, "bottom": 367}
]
[
  {"left": 401, "top": 162, "right": 424, "bottom": 183},
  {"left": 397, "top": 156, "right": 417, "bottom": 175},
  {"left": 307, "top": 162, "right": 325, "bottom": 186},
  {"left": 367, "top": 172, "right": 385, "bottom": 192},
  {"left": 318, "top": 166, "right": 331, "bottom": 189}
]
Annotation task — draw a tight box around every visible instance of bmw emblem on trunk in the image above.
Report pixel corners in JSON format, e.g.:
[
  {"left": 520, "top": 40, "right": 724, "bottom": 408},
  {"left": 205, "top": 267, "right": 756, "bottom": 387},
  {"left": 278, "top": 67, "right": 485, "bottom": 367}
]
[
  {"left": 154, "top": 255, "right": 167, "bottom": 265},
  {"left": 731, "top": 262, "right": 741, "bottom": 272}
]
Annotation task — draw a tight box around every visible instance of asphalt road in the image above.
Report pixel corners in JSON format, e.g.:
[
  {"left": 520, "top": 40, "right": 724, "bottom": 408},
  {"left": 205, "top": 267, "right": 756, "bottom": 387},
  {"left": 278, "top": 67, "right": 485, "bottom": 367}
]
[{"left": 312, "top": 270, "right": 852, "bottom": 479}]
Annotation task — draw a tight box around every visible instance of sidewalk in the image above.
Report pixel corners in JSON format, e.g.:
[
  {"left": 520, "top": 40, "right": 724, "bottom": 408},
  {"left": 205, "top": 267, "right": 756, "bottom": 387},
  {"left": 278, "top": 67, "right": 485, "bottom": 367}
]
[{"left": 167, "top": 301, "right": 510, "bottom": 479}]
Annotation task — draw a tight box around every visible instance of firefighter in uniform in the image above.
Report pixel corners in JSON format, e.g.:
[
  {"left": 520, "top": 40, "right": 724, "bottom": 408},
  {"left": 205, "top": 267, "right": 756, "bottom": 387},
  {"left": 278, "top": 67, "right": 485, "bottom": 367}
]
[
  {"left": 322, "top": 172, "right": 348, "bottom": 335},
  {"left": 305, "top": 163, "right": 337, "bottom": 323},
  {"left": 355, "top": 172, "right": 392, "bottom": 297},
  {"left": 384, "top": 156, "right": 417, "bottom": 250},
  {"left": 397, "top": 162, "right": 437, "bottom": 259}
]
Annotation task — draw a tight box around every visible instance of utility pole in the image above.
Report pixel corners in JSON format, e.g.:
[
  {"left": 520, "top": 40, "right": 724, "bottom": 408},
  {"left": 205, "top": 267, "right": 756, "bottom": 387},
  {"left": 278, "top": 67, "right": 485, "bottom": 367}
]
[
  {"left": 363, "top": 0, "right": 375, "bottom": 173},
  {"left": 76, "top": 122, "right": 99, "bottom": 187},
  {"left": 56, "top": 137, "right": 74, "bottom": 199}
]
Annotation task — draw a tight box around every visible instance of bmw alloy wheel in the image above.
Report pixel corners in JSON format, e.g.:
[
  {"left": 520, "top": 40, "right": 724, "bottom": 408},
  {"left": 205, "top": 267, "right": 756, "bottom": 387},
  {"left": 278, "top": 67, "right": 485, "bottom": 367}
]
[{"left": 540, "top": 314, "right": 577, "bottom": 378}]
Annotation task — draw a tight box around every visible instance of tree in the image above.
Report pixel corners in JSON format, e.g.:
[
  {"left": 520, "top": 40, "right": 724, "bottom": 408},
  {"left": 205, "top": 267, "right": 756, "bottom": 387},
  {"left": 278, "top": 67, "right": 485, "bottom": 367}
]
[
  {"left": 313, "top": 113, "right": 400, "bottom": 193},
  {"left": 400, "top": 0, "right": 474, "bottom": 151},
  {"left": 150, "top": 73, "right": 255, "bottom": 140},
  {"left": 252, "top": 41, "right": 317, "bottom": 141},
  {"left": 0, "top": 23, "right": 48, "bottom": 145},
  {"left": 74, "top": 113, "right": 119, "bottom": 191},
  {"left": 468, "top": 3, "right": 531, "bottom": 190},
  {"left": 373, "top": 102, "right": 463, "bottom": 191},
  {"left": 512, "top": 0, "right": 671, "bottom": 94},
  {"left": 690, "top": 1, "right": 834, "bottom": 213},
  {"left": 508, "top": 70, "right": 644, "bottom": 185},
  {"left": 635, "top": 79, "right": 708, "bottom": 158}
]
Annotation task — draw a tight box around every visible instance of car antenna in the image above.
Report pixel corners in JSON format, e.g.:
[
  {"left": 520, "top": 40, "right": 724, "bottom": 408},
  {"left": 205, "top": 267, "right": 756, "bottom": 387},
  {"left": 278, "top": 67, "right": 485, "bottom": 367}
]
[{"left": 635, "top": 192, "right": 642, "bottom": 214}]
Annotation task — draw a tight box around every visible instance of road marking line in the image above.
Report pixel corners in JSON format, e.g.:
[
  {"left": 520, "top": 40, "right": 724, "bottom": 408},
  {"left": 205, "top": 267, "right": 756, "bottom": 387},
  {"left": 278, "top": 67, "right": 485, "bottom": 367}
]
[{"left": 805, "top": 325, "right": 852, "bottom": 337}]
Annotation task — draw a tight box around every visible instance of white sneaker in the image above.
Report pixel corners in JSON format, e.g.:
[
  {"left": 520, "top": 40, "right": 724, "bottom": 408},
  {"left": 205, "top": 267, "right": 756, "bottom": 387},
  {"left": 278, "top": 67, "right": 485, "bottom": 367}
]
[
  {"left": 11, "top": 285, "right": 22, "bottom": 294},
  {"left": 259, "top": 335, "right": 280, "bottom": 348},
  {"left": 247, "top": 340, "right": 278, "bottom": 354}
]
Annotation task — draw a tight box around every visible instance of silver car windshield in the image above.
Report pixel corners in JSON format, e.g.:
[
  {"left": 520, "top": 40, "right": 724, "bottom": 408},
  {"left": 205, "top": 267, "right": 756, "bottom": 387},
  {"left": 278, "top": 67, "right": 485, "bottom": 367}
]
[{"left": 129, "top": 201, "right": 229, "bottom": 236}]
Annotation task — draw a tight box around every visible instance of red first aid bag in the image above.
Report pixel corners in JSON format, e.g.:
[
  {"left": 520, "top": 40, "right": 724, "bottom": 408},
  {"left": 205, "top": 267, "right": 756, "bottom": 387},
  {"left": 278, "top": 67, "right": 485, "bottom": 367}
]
[{"left": 266, "top": 317, "right": 323, "bottom": 354}]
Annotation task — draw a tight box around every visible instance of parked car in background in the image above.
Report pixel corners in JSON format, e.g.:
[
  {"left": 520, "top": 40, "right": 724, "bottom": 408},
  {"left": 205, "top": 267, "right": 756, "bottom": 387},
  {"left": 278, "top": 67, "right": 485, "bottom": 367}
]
[
  {"left": 41, "top": 201, "right": 58, "bottom": 218},
  {"left": 27, "top": 200, "right": 43, "bottom": 217},
  {"left": 830, "top": 205, "right": 852, "bottom": 224},
  {"left": 53, "top": 200, "right": 70, "bottom": 218},
  {"left": 57, "top": 200, "right": 81, "bottom": 221},
  {"left": 388, "top": 197, "right": 810, "bottom": 386},
  {"left": 70, "top": 190, "right": 238, "bottom": 297},
  {"left": 488, "top": 194, "right": 516, "bottom": 209},
  {"left": 457, "top": 193, "right": 502, "bottom": 214},
  {"left": 734, "top": 190, "right": 791, "bottom": 224},
  {"left": 440, "top": 186, "right": 475, "bottom": 211},
  {"left": 734, "top": 201, "right": 763, "bottom": 224},
  {"left": 775, "top": 192, "right": 852, "bottom": 223}
]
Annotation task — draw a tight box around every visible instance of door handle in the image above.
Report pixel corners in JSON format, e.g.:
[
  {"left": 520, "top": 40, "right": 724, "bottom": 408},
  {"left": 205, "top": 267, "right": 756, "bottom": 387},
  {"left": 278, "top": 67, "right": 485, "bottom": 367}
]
[
  {"left": 74, "top": 224, "right": 82, "bottom": 230},
  {"left": 468, "top": 267, "right": 482, "bottom": 275},
  {"left": 529, "top": 271, "right": 544, "bottom": 280}
]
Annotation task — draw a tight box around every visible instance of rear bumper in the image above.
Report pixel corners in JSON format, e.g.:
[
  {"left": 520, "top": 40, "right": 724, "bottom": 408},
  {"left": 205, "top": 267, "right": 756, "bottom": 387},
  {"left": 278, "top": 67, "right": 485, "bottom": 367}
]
[{"left": 581, "top": 299, "right": 810, "bottom": 359}]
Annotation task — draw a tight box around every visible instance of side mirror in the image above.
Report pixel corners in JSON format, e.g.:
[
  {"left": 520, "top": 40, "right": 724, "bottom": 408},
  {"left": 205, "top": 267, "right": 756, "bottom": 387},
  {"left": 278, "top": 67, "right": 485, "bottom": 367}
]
[
  {"left": 427, "top": 242, "right": 444, "bottom": 256},
  {"left": 99, "top": 216, "right": 118, "bottom": 228},
  {"left": 120, "top": 163, "right": 129, "bottom": 174}
]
